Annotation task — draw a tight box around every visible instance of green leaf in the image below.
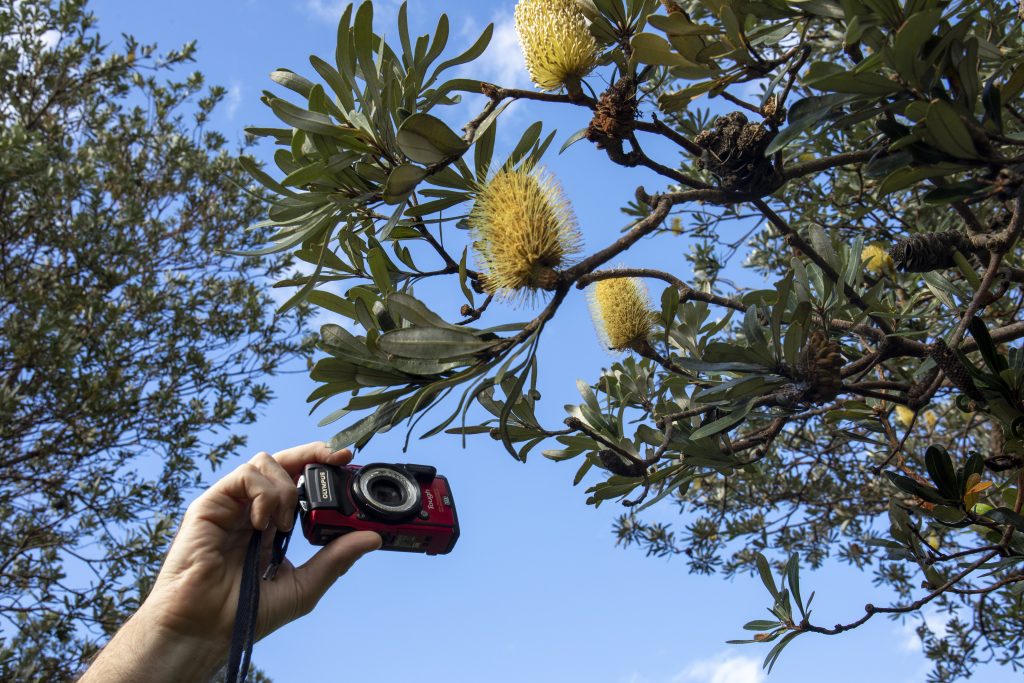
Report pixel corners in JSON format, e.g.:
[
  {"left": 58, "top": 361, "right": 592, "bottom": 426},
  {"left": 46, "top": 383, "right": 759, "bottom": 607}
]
[
  {"left": 925, "top": 100, "right": 978, "bottom": 159},
  {"left": 383, "top": 164, "right": 428, "bottom": 204},
  {"left": 885, "top": 471, "right": 956, "bottom": 505},
  {"left": 268, "top": 98, "right": 353, "bottom": 139},
  {"left": 924, "top": 445, "right": 959, "bottom": 499},
  {"left": 270, "top": 68, "right": 316, "bottom": 97},
  {"left": 397, "top": 113, "right": 469, "bottom": 164},
  {"left": 968, "top": 316, "right": 1007, "bottom": 373},
  {"left": 755, "top": 552, "right": 779, "bottom": 598},
  {"left": 559, "top": 127, "right": 590, "bottom": 154},
  {"left": 377, "top": 326, "right": 495, "bottom": 360}
]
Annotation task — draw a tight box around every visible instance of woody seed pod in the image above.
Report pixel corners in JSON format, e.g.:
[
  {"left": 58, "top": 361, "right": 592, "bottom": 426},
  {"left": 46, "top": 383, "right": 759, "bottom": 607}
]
[
  {"left": 798, "top": 330, "right": 844, "bottom": 402},
  {"left": 888, "top": 231, "right": 977, "bottom": 273},
  {"left": 927, "top": 339, "right": 985, "bottom": 401},
  {"left": 468, "top": 167, "right": 581, "bottom": 298},
  {"left": 514, "top": 0, "right": 598, "bottom": 92},
  {"left": 598, "top": 449, "right": 645, "bottom": 478}
]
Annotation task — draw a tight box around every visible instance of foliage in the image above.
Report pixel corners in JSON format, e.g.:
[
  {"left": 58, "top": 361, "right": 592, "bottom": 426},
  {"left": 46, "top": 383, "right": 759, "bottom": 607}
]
[
  {"left": 246, "top": 0, "right": 1024, "bottom": 679},
  {"left": 0, "top": 0, "right": 308, "bottom": 678}
]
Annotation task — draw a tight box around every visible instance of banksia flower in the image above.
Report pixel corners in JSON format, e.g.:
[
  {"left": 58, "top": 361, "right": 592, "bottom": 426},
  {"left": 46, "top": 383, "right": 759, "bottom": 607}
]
[
  {"left": 888, "top": 231, "right": 976, "bottom": 273},
  {"left": 589, "top": 276, "right": 654, "bottom": 352},
  {"left": 894, "top": 405, "right": 915, "bottom": 427},
  {"left": 468, "top": 167, "right": 581, "bottom": 297},
  {"left": 514, "top": 0, "right": 598, "bottom": 91},
  {"left": 861, "top": 244, "right": 894, "bottom": 275},
  {"left": 798, "top": 330, "right": 844, "bottom": 402}
]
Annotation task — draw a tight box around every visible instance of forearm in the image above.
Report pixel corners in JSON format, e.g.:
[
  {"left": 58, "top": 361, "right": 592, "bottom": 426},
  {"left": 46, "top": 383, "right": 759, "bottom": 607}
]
[{"left": 79, "top": 602, "right": 226, "bottom": 683}]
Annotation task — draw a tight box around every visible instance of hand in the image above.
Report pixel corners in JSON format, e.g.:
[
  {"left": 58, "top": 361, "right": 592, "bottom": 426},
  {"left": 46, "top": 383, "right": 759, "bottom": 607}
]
[{"left": 80, "top": 442, "right": 380, "bottom": 683}]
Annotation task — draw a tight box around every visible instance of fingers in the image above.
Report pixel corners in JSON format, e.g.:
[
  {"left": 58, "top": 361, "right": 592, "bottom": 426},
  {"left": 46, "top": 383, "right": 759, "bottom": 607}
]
[
  {"left": 271, "top": 441, "right": 354, "bottom": 479},
  {"left": 208, "top": 460, "right": 287, "bottom": 531},
  {"left": 292, "top": 531, "right": 382, "bottom": 615},
  {"left": 249, "top": 452, "right": 299, "bottom": 531}
]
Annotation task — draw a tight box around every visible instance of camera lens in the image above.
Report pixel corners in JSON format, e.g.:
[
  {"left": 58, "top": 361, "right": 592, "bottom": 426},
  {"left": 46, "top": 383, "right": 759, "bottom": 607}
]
[
  {"left": 352, "top": 464, "right": 421, "bottom": 522},
  {"left": 368, "top": 478, "right": 404, "bottom": 506}
]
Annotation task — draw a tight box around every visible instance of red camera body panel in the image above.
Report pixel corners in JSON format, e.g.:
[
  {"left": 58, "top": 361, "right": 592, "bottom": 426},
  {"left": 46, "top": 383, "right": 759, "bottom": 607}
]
[{"left": 298, "top": 463, "right": 458, "bottom": 555}]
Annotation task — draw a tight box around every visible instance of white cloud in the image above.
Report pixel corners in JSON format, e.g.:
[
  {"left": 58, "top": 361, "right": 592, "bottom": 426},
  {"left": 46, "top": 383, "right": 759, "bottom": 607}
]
[
  {"left": 302, "top": 0, "right": 401, "bottom": 24},
  {"left": 898, "top": 610, "right": 950, "bottom": 652},
  {"left": 224, "top": 81, "right": 242, "bottom": 120},
  {"left": 466, "top": 12, "right": 529, "bottom": 90},
  {"left": 40, "top": 29, "right": 60, "bottom": 50},
  {"left": 303, "top": 0, "right": 344, "bottom": 21},
  {"left": 673, "top": 652, "right": 766, "bottom": 683}
]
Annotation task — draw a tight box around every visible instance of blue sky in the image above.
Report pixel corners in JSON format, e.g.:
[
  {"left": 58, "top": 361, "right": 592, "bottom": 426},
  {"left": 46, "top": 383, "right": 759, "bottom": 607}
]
[{"left": 87, "top": 2, "right": 1016, "bottom": 681}]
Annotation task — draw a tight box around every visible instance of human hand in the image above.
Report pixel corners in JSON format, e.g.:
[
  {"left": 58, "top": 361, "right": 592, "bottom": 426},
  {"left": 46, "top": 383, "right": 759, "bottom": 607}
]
[{"left": 80, "top": 442, "right": 380, "bottom": 682}]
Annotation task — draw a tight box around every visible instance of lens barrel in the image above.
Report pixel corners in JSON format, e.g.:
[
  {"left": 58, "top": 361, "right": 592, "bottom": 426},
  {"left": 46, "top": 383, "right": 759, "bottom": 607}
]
[{"left": 351, "top": 464, "right": 421, "bottom": 522}]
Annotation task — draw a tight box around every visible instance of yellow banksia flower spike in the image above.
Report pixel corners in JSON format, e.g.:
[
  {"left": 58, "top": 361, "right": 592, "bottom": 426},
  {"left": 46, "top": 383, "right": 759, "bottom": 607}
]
[
  {"left": 468, "top": 167, "right": 581, "bottom": 298},
  {"left": 862, "top": 243, "right": 894, "bottom": 275},
  {"left": 514, "top": 0, "right": 598, "bottom": 92},
  {"left": 589, "top": 276, "right": 654, "bottom": 352},
  {"left": 894, "top": 405, "right": 915, "bottom": 428}
]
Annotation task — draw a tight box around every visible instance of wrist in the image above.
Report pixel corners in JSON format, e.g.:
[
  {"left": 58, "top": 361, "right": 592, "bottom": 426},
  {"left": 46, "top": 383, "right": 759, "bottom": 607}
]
[{"left": 80, "top": 601, "right": 227, "bottom": 683}]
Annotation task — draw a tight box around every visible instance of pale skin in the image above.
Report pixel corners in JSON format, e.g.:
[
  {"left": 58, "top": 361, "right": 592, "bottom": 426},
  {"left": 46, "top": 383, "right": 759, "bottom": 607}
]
[{"left": 79, "top": 442, "right": 382, "bottom": 683}]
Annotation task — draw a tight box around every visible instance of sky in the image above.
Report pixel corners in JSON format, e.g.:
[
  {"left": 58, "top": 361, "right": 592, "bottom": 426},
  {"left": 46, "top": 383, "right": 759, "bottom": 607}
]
[{"left": 84, "top": 2, "right": 1017, "bottom": 682}]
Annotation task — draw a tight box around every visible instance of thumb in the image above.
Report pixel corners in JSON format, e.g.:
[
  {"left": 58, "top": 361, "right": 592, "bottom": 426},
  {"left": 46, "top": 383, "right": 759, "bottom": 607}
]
[{"left": 293, "top": 531, "right": 381, "bottom": 611}]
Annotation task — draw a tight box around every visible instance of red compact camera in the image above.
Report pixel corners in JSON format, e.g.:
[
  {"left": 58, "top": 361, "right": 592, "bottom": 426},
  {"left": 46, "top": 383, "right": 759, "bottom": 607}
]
[{"left": 297, "top": 462, "right": 459, "bottom": 555}]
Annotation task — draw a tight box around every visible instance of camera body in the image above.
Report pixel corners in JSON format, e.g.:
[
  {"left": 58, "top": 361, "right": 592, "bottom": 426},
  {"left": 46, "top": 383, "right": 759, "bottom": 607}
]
[{"left": 297, "top": 462, "right": 459, "bottom": 555}]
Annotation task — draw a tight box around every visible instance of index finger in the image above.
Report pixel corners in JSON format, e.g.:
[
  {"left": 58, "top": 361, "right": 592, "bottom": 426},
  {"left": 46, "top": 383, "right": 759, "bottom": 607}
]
[{"left": 271, "top": 441, "right": 354, "bottom": 478}]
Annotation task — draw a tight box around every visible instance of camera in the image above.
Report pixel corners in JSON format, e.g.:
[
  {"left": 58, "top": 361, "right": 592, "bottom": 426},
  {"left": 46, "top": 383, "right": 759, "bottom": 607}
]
[{"left": 297, "top": 462, "right": 459, "bottom": 555}]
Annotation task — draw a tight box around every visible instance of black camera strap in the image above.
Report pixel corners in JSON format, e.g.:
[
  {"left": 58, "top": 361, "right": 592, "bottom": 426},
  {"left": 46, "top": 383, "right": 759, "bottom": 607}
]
[{"left": 226, "top": 516, "right": 296, "bottom": 683}]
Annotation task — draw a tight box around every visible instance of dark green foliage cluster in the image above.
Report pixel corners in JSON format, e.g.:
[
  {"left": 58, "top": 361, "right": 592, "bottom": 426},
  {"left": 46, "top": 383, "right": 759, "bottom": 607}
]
[
  {"left": 246, "top": 0, "right": 1024, "bottom": 679},
  {"left": 0, "top": 1, "right": 307, "bottom": 678}
]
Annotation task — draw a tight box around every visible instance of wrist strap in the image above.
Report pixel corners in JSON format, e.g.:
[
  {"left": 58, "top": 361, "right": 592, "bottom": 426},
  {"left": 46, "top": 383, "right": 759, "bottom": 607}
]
[{"left": 226, "top": 516, "right": 296, "bottom": 683}]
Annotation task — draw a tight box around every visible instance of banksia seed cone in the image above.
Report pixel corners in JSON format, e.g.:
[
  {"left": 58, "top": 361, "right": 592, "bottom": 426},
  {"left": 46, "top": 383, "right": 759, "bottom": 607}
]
[
  {"left": 861, "top": 244, "right": 894, "bottom": 275},
  {"left": 586, "top": 76, "right": 637, "bottom": 143},
  {"left": 694, "top": 112, "right": 780, "bottom": 194},
  {"left": 468, "top": 167, "right": 581, "bottom": 297},
  {"left": 589, "top": 276, "right": 655, "bottom": 352},
  {"left": 598, "top": 449, "right": 645, "bottom": 477},
  {"left": 888, "top": 231, "right": 976, "bottom": 273},
  {"left": 798, "top": 330, "right": 844, "bottom": 402},
  {"left": 514, "top": 0, "right": 598, "bottom": 92},
  {"left": 927, "top": 339, "right": 985, "bottom": 401}
]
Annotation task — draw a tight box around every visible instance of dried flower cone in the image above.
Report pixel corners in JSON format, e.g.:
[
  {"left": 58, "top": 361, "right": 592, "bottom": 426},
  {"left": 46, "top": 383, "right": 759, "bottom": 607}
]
[
  {"left": 694, "top": 111, "right": 779, "bottom": 194},
  {"left": 589, "top": 276, "right": 654, "bottom": 352},
  {"left": 861, "top": 244, "right": 894, "bottom": 275},
  {"left": 514, "top": 0, "right": 598, "bottom": 91},
  {"left": 468, "top": 167, "right": 581, "bottom": 297},
  {"left": 799, "top": 330, "right": 843, "bottom": 402},
  {"left": 888, "top": 231, "right": 976, "bottom": 273},
  {"left": 927, "top": 339, "right": 984, "bottom": 401},
  {"left": 598, "top": 449, "right": 645, "bottom": 477},
  {"left": 587, "top": 76, "right": 637, "bottom": 143}
]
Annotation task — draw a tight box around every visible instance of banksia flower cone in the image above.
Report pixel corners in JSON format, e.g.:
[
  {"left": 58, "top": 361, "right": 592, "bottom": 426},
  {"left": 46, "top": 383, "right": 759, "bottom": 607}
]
[
  {"left": 861, "top": 244, "right": 894, "bottom": 275},
  {"left": 798, "top": 330, "right": 843, "bottom": 402},
  {"left": 468, "top": 167, "right": 581, "bottom": 297},
  {"left": 589, "top": 276, "right": 654, "bottom": 352},
  {"left": 515, "top": 0, "right": 598, "bottom": 91},
  {"left": 894, "top": 405, "right": 915, "bottom": 428},
  {"left": 888, "top": 231, "right": 976, "bottom": 272}
]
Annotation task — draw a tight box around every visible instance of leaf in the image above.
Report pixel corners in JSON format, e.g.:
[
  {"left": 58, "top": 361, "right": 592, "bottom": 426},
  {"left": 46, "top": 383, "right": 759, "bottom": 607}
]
[
  {"left": 968, "top": 316, "right": 1007, "bottom": 373},
  {"left": 984, "top": 507, "right": 1024, "bottom": 529},
  {"left": 397, "top": 113, "right": 469, "bottom": 164},
  {"left": 885, "top": 471, "right": 956, "bottom": 506},
  {"left": 270, "top": 68, "right": 316, "bottom": 97},
  {"left": 755, "top": 552, "right": 779, "bottom": 598},
  {"left": 924, "top": 445, "right": 959, "bottom": 499},
  {"left": 763, "top": 631, "right": 801, "bottom": 673},
  {"left": 383, "top": 164, "right": 428, "bottom": 204},
  {"left": 925, "top": 100, "right": 978, "bottom": 159},
  {"left": 268, "top": 98, "right": 353, "bottom": 139},
  {"left": 559, "top": 127, "right": 590, "bottom": 154},
  {"left": 377, "top": 327, "right": 496, "bottom": 360}
]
